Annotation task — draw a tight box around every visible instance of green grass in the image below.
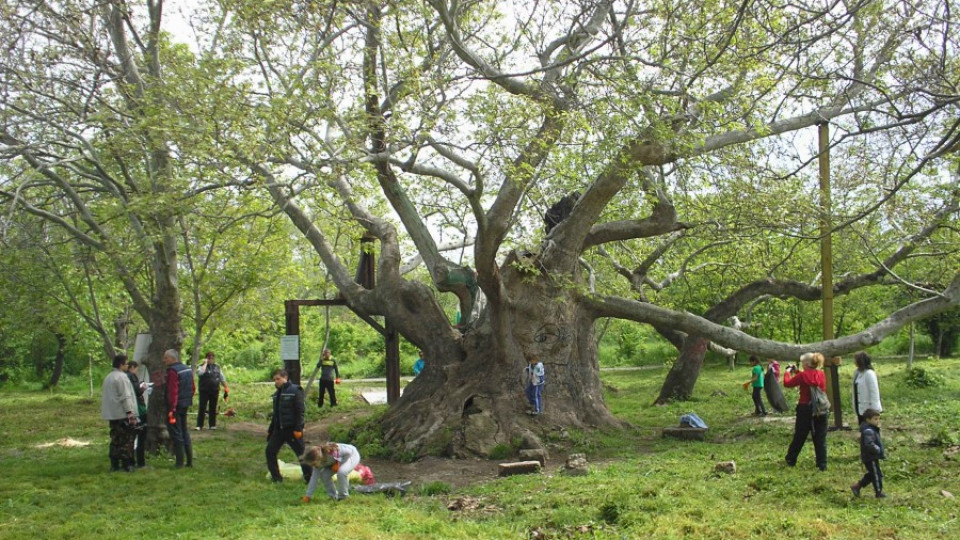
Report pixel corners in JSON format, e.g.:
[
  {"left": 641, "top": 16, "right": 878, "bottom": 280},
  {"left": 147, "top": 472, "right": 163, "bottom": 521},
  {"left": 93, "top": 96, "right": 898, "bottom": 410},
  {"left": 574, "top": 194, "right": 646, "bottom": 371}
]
[{"left": 1, "top": 357, "right": 959, "bottom": 539}]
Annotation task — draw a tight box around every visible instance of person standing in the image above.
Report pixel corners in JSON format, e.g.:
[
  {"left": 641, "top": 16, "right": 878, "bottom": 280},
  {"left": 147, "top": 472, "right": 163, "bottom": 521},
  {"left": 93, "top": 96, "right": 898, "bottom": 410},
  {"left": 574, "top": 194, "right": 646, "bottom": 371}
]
[
  {"left": 743, "top": 355, "right": 767, "bottom": 416},
  {"left": 852, "top": 351, "right": 882, "bottom": 425},
  {"left": 266, "top": 369, "right": 312, "bottom": 483},
  {"left": 784, "top": 352, "right": 829, "bottom": 471},
  {"left": 300, "top": 442, "right": 361, "bottom": 502},
  {"left": 317, "top": 349, "right": 340, "bottom": 407},
  {"left": 125, "top": 360, "right": 148, "bottom": 468},
  {"left": 523, "top": 354, "right": 545, "bottom": 415},
  {"left": 101, "top": 354, "right": 138, "bottom": 472},
  {"left": 164, "top": 349, "right": 195, "bottom": 468},
  {"left": 196, "top": 351, "right": 229, "bottom": 430},
  {"left": 412, "top": 350, "right": 425, "bottom": 376},
  {"left": 851, "top": 409, "right": 887, "bottom": 498}
]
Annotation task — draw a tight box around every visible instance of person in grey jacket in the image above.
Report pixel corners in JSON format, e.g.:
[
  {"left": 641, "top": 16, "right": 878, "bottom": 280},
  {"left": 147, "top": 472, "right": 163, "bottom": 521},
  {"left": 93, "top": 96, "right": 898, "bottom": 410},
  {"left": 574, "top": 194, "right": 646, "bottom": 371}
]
[
  {"left": 851, "top": 409, "right": 887, "bottom": 498},
  {"left": 317, "top": 348, "right": 340, "bottom": 407},
  {"left": 101, "top": 354, "right": 138, "bottom": 472}
]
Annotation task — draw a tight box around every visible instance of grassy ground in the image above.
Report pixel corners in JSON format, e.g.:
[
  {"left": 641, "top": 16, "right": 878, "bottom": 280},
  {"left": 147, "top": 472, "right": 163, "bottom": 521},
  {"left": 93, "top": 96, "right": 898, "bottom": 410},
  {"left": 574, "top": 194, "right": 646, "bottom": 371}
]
[{"left": 1, "top": 357, "right": 958, "bottom": 539}]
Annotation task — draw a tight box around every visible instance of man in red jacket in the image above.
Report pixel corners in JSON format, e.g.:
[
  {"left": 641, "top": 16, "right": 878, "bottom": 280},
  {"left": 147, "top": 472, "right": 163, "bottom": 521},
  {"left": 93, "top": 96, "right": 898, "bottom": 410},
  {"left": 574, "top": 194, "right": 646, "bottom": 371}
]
[{"left": 164, "top": 349, "right": 195, "bottom": 468}]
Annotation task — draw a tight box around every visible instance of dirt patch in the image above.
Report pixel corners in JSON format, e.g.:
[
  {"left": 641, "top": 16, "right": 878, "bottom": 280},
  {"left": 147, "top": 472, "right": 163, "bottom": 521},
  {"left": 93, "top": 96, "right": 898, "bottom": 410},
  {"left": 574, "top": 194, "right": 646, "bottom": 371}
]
[
  {"left": 35, "top": 437, "right": 91, "bottom": 449},
  {"left": 213, "top": 411, "right": 573, "bottom": 491}
]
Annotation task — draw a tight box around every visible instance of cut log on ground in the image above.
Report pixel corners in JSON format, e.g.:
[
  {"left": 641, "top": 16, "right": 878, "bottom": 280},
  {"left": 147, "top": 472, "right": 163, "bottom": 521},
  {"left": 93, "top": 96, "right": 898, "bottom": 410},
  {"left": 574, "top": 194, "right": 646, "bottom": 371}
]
[{"left": 498, "top": 461, "right": 542, "bottom": 477}]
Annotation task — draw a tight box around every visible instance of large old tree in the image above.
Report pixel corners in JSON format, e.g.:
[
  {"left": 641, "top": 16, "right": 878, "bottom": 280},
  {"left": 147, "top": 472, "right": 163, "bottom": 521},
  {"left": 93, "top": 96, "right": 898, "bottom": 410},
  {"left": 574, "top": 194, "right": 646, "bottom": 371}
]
[
  {"left": 212, "top": 0, "right": 960, "bottom": 455},
  {"left": 6, "top": 1, "right": 956, "bottom": 457}
]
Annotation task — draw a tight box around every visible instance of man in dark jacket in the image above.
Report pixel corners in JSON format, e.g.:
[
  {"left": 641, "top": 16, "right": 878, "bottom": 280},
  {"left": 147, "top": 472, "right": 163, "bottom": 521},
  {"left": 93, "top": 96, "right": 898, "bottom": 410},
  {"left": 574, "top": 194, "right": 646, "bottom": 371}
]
[
  {"left": 196, "top": 351, "right": 229, "bottom": 430},
  {"left": 266, "top": 368, "right": 311, "bottom": 482},
  {"left": 317, "top": 348, "right": 340, "bottom": 407},
  {"left": 164, "top": 349, "right": 195, "bottom": 468},
  {"left": 851, "top": 408, "right": 887, "bottom": 498}
]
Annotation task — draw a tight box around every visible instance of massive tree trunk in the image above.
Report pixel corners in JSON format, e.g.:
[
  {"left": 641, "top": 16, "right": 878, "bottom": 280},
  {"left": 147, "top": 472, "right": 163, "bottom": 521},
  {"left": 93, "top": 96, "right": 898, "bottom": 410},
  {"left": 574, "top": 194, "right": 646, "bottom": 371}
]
[
  {"left": 381, "top": 253, "right": 622, "bottom": 457},
  {"left": 142, "top": 230, "right": 184, "bottom": 453}
]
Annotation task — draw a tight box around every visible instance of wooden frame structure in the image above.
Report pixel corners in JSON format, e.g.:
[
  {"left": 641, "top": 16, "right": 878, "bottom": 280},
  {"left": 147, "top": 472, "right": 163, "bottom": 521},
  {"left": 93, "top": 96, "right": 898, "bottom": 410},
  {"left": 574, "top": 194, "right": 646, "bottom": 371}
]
[{"left": 283, "top": 237, "right": 401, "bottom": 404}]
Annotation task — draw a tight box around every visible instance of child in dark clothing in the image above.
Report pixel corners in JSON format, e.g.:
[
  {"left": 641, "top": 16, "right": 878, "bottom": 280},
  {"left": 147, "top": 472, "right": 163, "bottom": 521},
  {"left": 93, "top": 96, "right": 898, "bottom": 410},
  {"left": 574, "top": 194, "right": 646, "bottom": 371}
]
[{"left": 851, "top": 408, "right": 887, "bottom": 498}]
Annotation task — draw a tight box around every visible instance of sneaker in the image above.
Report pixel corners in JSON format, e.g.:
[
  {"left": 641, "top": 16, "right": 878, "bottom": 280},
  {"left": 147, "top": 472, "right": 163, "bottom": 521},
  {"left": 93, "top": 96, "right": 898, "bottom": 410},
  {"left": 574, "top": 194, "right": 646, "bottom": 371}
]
[
  {"left": 209, "top": 426, "right": 217, "bottom": 430},
  {"left": 194, "top": 426, "right": 202, "bottom": 431},
  {"left": 876, "top": 492, "right": 887, "bottom": 498},
  {"left": 850, "top": 483, "right": 861, "bottom": 497}
]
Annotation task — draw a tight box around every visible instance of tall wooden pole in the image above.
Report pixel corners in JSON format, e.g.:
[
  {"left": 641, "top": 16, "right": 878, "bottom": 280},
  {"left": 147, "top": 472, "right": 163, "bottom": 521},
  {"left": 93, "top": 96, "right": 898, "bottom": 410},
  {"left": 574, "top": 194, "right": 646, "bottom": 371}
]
[{"left": 818, "top": 122, "right": 844, "bottom": 428}]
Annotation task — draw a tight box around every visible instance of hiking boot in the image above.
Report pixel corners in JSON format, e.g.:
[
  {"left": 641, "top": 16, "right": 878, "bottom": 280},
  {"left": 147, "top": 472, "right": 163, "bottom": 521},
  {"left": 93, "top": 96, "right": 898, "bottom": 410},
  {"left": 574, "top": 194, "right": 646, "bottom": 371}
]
[{"left": 850, "top": 483, "right": 861, "bottom": 497}]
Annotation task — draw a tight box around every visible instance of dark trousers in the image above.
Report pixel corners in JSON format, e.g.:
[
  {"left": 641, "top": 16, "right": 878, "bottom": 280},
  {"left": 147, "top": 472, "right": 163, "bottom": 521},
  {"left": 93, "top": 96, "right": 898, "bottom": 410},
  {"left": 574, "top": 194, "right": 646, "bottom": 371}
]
[
  {"left": 318, "top": 380, "right": 337, "bottom": 407},
  {"left": 166, "top": 407, "right": 193, "bottom": 467},
  {"left": 108, "top": 420, "right": 136, "bottom": 470},
  {"left": 134, "top": 413, "right": 147, "bottom": 467},
  {"left": 858, "top": 459, "right": 884, "bottom": 495},
  {"left": 752, "top": 387, "right": 767, "bottom": 415},
  {"left": 786, "top": 404, "right": 828, "bottom": 470},
  {"left": 265, "top": 428, "right": 311, "bottom": 482},
  {"left": 197, "top": 389, "right": 219, "bottom": 428}
]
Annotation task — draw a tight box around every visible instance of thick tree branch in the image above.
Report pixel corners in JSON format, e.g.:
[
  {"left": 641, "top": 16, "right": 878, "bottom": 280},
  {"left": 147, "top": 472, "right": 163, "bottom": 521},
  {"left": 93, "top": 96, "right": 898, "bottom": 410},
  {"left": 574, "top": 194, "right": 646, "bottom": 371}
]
[{"left": 581, "top": 272, "right": 960, "bottom": 359}]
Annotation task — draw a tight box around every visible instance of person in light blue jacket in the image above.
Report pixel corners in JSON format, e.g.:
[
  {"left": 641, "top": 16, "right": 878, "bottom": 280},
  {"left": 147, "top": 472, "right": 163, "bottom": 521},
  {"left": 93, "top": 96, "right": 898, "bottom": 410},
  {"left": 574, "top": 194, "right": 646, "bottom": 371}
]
[
  {"left": 523, "top": 354, "right": 545, "bottom": 415},
  {"left": 412, "top": 350, "right": 425, "bottom": 376}
]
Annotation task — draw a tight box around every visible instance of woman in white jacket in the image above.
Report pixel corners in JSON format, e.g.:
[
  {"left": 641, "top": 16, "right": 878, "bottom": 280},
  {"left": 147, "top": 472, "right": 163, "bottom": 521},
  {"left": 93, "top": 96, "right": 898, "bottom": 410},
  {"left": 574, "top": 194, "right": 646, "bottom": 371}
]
[{"left": 853, "top": 351, "right": 882, "bottom": 425}]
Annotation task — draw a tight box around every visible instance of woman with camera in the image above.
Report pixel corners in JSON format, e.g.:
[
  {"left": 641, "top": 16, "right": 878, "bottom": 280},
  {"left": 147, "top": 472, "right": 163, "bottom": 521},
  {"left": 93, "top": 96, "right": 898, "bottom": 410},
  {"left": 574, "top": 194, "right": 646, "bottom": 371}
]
[{"left": 783, "top": 352, "right": 829, "bottom": 471}]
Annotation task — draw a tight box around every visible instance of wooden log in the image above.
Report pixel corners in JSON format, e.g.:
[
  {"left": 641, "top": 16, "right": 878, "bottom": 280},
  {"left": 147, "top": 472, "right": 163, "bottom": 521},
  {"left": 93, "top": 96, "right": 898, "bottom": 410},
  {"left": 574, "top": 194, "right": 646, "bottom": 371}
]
[
  {"left": 498, "top": 461, "right": 542, "bottom": 477},
  {"left": 662, "top": 427, "right": 707, "bottom": 441}
]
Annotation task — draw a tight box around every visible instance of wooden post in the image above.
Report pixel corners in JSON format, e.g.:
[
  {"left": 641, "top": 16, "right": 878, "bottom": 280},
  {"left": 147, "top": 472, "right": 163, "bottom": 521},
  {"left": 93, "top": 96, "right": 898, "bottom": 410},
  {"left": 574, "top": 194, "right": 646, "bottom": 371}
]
[
  {"left": 284, "top": 300, "right": 302, "bottom": 385},
  {"left": 386, "top": 323, "right": 401, "bottom": 404},
  {"left": 818, "top": 122, "right": 843, "bottom": 428}
]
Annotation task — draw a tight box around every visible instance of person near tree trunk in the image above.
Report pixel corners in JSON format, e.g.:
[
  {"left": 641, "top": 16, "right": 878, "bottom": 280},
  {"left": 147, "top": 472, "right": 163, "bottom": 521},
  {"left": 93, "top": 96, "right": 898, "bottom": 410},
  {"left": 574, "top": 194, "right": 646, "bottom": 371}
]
[
  {"left": 164, "top": 349, "right": 195, "bottom": 468},
  {"left": 101, "top": 354, "right": 138, "bottom": 472},
  {"left": 124, "top": 360, "right": 148, "bottom": 468},
  {"left": 523, "top": 354, "right": 545, "bottom": 415}
]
